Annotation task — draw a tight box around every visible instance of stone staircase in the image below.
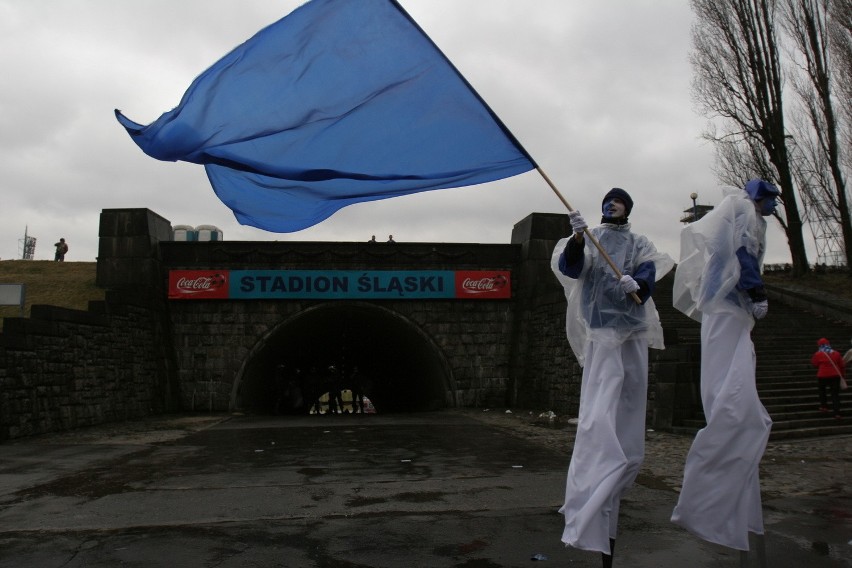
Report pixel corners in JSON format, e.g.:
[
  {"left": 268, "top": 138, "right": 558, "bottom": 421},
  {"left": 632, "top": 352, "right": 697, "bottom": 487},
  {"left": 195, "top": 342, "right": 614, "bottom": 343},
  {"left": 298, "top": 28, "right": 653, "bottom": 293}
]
[{"left": 654, "top": 273, "right": 852, "bottom": 440}]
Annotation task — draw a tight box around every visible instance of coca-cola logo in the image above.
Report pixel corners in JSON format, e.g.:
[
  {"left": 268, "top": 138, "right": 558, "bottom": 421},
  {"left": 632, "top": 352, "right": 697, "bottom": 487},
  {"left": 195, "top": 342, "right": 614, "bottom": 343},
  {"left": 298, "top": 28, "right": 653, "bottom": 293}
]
[
  {"left": 461, "top": 274, "right": 508, "bottom": 294},
  {"left": 175, "top": 274, "right": 227, "bottom": 294}
]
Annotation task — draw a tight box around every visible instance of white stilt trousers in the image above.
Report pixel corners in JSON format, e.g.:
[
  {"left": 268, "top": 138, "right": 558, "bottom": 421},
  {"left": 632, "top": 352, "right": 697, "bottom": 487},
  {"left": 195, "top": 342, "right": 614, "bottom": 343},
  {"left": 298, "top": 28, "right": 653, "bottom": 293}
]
[
  {"left": 671, "top": 312, "right": 772, "bottom": 550},
  {"left": 560, "top": 338, "right": 648, "bottom": 554}
]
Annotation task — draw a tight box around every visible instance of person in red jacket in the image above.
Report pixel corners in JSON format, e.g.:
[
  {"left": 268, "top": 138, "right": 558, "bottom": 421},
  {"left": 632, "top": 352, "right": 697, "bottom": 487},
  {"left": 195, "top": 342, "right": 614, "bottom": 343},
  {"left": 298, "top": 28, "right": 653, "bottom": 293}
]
[{"left": 811, "top": 338, "right": 846, "bottom": 419}]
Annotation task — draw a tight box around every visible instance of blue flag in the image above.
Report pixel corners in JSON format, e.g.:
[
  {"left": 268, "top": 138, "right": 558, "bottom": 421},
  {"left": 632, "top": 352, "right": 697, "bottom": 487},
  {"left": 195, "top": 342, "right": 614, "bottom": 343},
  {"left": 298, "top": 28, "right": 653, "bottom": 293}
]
[{"left": 116, "top": 0, "right": 536, "bottom": 232}]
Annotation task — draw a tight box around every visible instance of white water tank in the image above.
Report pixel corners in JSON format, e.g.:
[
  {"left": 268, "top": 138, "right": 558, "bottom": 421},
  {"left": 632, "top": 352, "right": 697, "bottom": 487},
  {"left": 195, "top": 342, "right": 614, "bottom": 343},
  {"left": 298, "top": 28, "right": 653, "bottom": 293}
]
[
  {"left": 196, "top": 225, "right": 223, "bottom": 241},
  {"left": 172, "top": 225, "right": 197, "bottom": 241}
]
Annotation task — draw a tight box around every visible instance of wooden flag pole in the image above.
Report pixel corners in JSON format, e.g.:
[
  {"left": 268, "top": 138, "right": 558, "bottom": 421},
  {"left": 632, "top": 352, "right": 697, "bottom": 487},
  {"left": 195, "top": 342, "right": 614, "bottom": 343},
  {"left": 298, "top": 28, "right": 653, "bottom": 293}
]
[{"left": 536, "top": 167, "right": 642, "bottom": 304}]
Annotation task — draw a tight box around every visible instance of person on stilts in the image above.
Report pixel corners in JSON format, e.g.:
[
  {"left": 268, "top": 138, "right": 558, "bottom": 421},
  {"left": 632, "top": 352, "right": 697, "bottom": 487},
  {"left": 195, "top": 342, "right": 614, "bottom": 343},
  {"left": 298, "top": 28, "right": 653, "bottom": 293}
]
[
  {"left": 551, "top": 187, "right": 674, "bottom": 566},
  {"left": 670, "top": 179, "right": 779, "bottom": 558}
]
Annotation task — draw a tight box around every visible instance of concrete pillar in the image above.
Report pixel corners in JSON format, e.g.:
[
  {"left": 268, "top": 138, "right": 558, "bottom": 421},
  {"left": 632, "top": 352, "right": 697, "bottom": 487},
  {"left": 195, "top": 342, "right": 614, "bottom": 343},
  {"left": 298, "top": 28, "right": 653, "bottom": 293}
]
[{"left": 96, "top": 209, "right": 173, "bottom": 290}]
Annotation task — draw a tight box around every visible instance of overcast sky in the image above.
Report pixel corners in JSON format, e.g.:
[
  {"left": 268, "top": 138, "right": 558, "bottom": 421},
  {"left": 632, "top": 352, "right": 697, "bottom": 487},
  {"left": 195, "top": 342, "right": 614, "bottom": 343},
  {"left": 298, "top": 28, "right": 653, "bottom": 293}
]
[{"left": 0, "top": 0, "right": 801, "bottom": 265}]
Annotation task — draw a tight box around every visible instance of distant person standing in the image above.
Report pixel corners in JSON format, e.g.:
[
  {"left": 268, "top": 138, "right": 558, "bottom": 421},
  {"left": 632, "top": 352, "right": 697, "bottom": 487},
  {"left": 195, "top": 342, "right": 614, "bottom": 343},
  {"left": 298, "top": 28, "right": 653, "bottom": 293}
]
[
  {"left": 387, "top": 235, "right": 396, "bottom": 243},
  {"left": 54, "top": 238, "right": 68, "bottom": 261},
  {"left": 348, "top": 365, "right": 372, "bottom": 414},
  {"left": 324, "top": 364, "right": 344, "bottom": 415},
  {"left": 811, "top": 338, "right": 845, "bottom": 418}
]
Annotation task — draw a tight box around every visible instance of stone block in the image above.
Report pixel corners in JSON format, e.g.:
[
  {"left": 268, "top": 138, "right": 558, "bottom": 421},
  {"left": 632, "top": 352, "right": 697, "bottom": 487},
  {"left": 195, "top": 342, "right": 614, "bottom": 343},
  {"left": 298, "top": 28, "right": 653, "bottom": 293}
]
[
  {"left": 99, "top": 208, "right": 172, "bottom": 239},
  {"left": 96, "top": 258, "right": 162, "bottom": 290},
  {"left": 98, "top": 236, "right": 160, "bottom": 258},
  {"left": 511, "top": 213, "right": 570, "bottom": 244}
]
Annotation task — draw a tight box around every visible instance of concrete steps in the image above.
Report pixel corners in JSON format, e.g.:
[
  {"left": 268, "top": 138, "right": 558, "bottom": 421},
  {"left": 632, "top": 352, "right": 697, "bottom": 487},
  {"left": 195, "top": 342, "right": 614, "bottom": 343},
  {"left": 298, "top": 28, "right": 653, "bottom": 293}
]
[{"left": 654, "top": 273, "right": 852, "bottom": 440}]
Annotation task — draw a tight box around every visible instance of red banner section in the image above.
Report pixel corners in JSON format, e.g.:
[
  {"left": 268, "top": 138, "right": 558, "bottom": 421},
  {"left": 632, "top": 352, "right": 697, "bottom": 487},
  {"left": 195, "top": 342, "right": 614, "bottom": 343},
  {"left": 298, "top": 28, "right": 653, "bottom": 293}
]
[
  {"left": 168, "top": 270, "right": 230, "bottom": 300},
  {"left": 454, "top": 271, "right": 511, "bottom": 299}
]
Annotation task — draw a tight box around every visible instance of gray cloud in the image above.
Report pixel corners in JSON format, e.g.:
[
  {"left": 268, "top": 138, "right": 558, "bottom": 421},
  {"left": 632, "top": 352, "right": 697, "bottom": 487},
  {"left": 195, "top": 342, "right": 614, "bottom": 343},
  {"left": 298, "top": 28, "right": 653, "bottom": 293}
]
[{"left": 0, "top": 0, "right": 795, "bottom": 264}]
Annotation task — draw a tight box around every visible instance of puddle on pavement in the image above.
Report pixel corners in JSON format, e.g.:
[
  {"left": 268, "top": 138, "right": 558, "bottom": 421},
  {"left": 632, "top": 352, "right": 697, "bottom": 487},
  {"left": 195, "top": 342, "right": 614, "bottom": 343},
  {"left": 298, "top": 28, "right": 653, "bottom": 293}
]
[
  {"left": 635, "top": 471, "right": 677, "bottom": 492},
  {"left": 453, "top": 559, "right": 501, "bottom": 568},
  {"left": 811, "top": 541, "right": 831, "bottom": 556},
  {"left": 347, "top": 495, "right": 387, "bottom": 507},
  {"left": 297, "top": 467, "right": 327, "bottom": 479},
  {"left": 394, "top": 490, "right": 447, "bottom": 503},
  {"left": 346, "top": 490, "right": 447, "bottom": 508}
]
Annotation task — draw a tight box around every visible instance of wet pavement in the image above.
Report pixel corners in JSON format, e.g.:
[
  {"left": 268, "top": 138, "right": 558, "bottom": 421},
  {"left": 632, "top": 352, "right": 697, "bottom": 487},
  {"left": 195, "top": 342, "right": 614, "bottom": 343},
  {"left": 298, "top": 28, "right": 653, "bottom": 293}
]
[{"left": 0, "top": 410, "right": 849, "bottom": 567}]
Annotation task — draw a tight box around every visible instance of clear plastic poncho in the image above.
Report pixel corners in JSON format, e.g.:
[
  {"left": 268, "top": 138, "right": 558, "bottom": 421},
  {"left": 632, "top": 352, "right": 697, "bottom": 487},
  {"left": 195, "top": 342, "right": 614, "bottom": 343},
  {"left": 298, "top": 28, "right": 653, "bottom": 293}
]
[
  {"left": 672, "top": 188, "right": 767, "bottom": 323},
  {"left": 550, "top": 223, "right": 674, "bottom": 366}
]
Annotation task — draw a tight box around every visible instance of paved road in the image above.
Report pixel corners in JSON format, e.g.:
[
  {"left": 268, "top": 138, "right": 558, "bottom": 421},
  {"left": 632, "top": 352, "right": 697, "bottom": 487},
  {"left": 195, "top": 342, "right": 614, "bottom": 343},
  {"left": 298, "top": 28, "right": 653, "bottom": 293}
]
[{"left": 0, "top": 412, "right": 849, "bottom": 567}]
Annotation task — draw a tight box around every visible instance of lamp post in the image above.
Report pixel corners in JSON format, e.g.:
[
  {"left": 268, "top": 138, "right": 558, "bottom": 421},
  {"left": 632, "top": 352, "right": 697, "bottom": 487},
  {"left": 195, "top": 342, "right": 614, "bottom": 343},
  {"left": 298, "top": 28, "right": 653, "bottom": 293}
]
[{"left": 690, "top": 192, "right": 698, "bottom": 223}]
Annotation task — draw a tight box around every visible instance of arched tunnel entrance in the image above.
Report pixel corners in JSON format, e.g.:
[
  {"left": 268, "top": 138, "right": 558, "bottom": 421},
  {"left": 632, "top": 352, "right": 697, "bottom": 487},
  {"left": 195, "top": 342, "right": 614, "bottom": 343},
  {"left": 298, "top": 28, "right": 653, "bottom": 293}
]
[{"left": 234, "top": 303, "right": 454, "bottom": 414}]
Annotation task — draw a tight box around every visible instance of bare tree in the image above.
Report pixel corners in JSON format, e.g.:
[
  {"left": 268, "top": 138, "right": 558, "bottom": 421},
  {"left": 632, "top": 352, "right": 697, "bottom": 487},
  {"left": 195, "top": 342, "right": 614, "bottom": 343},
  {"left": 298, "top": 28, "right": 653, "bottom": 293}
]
[
  {"left": 828, "top": 0, "right": 851, "bottom": 157},
  {"left": 691, "top": 0, "right": 810, "bottom": 274},
  {"left": 781, "top": 0, "right": 851, "bottom": 267}
]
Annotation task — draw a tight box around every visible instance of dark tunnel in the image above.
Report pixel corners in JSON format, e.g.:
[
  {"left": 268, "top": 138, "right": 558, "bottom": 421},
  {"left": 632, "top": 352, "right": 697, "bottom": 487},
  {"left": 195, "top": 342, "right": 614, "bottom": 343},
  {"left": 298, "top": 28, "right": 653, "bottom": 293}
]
[{"left": 235, "top": 303, "right": 452, "bottom": 414}]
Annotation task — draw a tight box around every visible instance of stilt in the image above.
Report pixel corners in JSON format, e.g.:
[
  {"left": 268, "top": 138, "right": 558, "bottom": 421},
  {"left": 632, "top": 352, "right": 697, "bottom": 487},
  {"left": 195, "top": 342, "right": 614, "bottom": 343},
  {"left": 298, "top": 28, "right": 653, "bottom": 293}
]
[
  {"left": 739, "top": 534, "right": 767, "bottom": 568},
  {"left": 601, "top": 538, "right": 615, "bottom": 568},
  {"left": 754, "top": 534, "right": 767, "bottom": 568}
]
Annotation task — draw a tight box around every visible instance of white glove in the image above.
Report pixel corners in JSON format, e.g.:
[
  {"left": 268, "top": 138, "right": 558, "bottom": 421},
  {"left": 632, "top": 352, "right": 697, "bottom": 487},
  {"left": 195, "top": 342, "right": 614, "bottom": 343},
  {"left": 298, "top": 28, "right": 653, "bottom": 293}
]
[
  {"left": 568, "top": 210, "right": 588, "bottom": 234},
  {"left": 752, "top": 300, "right": 768, "bottom": 319},
  {"left": 619, "top": 275, "right": 640, "bottom": 294}
]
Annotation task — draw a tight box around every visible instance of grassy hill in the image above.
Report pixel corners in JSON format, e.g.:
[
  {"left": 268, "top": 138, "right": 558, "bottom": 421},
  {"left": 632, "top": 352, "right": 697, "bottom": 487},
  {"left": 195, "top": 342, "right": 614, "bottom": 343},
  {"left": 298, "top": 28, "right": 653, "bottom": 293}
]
[{"left": 0, "top": 260, "right": 103, "bottom": 326}]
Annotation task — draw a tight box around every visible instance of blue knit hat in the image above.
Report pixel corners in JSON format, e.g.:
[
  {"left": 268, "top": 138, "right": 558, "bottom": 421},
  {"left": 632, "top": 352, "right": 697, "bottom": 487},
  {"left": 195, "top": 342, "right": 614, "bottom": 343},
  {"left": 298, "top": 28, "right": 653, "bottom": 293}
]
[{"left": 602, "top": 187, "right": 633, "bottom": 217}]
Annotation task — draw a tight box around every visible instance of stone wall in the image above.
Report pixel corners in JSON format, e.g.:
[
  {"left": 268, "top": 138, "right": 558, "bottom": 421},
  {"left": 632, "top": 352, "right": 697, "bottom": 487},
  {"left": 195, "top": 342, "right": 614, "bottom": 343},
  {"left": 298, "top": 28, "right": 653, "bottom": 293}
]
[
  {"left": 1, "top": 208, "right": 687, "bottom": 440},
  {"left": 0, "top": 294, "right": 171, "bottom": 440},
  {"left": 0, "top": 209, "right": 179, "bottom": 441},
  {"left": 167, "top": 298, "right": 519, "bottom": 412},
  {"left": 509, "top": 213, "right": 582, "bottom": 416},
  {"left": 160, "top": 237, "right": 528, "bottom": 413}
]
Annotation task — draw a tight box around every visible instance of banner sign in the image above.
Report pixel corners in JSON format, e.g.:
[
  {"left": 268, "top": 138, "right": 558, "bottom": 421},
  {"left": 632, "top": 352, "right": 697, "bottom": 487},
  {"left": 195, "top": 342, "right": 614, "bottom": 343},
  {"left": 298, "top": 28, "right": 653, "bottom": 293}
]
[{"left": 168, "top": 270, "right": 510, "bottom": 301}]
